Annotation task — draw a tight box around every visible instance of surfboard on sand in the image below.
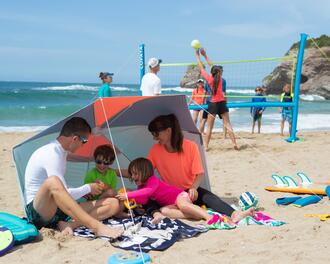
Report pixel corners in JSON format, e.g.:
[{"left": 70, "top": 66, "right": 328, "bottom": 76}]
[
  {"left": 265, "top": 172, "right": 329, "bottom": 195},
  {"left": 265, "top": 186, "right": 326, "bottom": 195}
]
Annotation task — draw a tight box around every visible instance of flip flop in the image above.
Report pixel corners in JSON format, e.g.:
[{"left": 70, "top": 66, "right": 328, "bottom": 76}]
[
  {"left": 325, "top": 186, "right": 330, "bottom": 199},
  {"left": 292, "top": 195, "right": 323, "bottom": 208},
  {"left": 276, "top": 196, "right": 302, "bottom": 205}
]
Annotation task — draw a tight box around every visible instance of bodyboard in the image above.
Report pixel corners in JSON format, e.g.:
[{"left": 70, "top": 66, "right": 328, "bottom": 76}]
[{"left": 0, "top": 212, "right": 39, "bottom": 245}]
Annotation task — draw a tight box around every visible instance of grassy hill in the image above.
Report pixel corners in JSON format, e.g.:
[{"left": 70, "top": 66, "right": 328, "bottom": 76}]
[{"left": 286, "top": 34, "right": 330, "bottom": 55}]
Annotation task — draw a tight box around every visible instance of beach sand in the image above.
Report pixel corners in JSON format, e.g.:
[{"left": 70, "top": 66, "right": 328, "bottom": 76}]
[{"left": 1, "top": 131, "right": 330, "bottom": 264}]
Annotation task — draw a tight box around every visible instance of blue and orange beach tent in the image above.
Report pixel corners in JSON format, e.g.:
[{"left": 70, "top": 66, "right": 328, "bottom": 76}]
[{"left": 13, "top": 95, "right": 210, "bottom": 210}]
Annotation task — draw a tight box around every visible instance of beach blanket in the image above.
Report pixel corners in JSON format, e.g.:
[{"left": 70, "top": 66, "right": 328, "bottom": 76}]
[
  {"left": 237, "top": 211, "right": 286, "bottom": 227},
  {"left": 74, "top": 216, "right": 208, "bottom": 252},
  {"left": 206, "top": 210, "right": 286, "bottom": 230}
]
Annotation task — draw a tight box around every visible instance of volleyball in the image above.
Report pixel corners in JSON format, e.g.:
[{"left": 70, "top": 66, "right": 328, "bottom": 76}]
[
  {"left": 191, "top": 39, "right": 201, "bottom": 49},
  {"left": 239, "top": 192, "right": 259, "bottom": 210}
]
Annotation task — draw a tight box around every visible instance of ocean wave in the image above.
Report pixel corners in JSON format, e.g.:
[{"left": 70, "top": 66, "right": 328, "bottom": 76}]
[
  {"left": 33, "top": 84, "right": 98, "bottom": 91},
  {"left": 162, "top": 87, "right": 193, "bottom": 93},
  {"left": 300, "top": 94, "right": 326, "bottom": 101},
  {"left": 0, "top": 126, "right": 48, "bottom": 133},
  {"left": 295, "top": 114, "right": 330, "bottom": 130},
  {"left": 111, "top": 86, "right": 137, "bottom": 91},
  {"left": 226, "top": 89, "right": 255, "bottom": 94},
  {"left": 211, "top": 112, "right": 330, "bottom": 133}
]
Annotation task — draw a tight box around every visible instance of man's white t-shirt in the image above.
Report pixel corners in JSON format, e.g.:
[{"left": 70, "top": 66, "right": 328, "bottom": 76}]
[
  {"left": 24, "top": 140, "right": 91, "bottom": 205},
  {"left": 140, "top": 72, "right": 161, "bottom": 96}
]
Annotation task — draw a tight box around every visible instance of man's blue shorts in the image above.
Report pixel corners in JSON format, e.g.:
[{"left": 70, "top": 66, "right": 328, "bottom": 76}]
[{"left": 26, "top": 201, "right": 70, "bottom": 229}]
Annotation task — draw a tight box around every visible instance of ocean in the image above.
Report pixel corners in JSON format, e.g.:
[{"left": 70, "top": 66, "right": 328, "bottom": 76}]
[{"left": 1, "top": 81, "right": 330, "bottom": 133}]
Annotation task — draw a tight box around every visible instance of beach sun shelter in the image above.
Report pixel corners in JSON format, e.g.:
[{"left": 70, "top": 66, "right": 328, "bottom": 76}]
[{"left": 13, "top": 95, "right": 211, "bottom": 209}]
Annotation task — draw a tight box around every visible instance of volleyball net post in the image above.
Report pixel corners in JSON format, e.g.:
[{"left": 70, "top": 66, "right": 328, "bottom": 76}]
[
  {"left": 287, "top": 33, "right": 308, "bottom": 143},
  {"left": 139, "top": 44, "right": 145, "bottom": 96}
]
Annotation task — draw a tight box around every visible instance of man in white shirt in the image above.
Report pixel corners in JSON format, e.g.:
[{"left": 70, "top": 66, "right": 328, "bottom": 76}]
[
  {"left": 24, "top": 117, "right": 123, "bottom": 238},
  {"left": 140, "top": 57, "right": 162, "bottom": 96}
]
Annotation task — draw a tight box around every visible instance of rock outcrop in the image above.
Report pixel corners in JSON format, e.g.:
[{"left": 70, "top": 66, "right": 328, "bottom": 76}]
[
  {"left": 180, "top": 65, "right": 202, "bottom": 88},
  {"left": 263, "top": 35, "right": 330, "bottom": 99}
]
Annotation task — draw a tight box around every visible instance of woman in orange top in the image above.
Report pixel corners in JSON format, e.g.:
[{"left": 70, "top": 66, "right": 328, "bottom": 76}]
[
  {"left": 195, "top": 48, "right": 238, "bottom": 150},
  {"left": 147, "top": 114, "right": 254, "bottom": 223},
  {"left": 188, "top": 79, "right": 207, "bottom": 125}
]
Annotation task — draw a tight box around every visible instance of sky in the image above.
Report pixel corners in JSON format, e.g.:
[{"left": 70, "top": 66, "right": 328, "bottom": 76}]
[{"left": 0, "top": 0, "right": 329, "bottom": 84}]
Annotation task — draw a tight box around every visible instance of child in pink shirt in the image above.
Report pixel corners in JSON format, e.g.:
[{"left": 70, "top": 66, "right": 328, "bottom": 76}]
[{"left": 116, "top": 158, "right": 219, "bottom": 224}]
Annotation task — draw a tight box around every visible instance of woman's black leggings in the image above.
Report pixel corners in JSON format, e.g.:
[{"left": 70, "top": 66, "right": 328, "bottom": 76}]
[
  {"left": 194, "top": 187, "right": 234, "bottom": 216},
  {"left": 143, "top": 187, "right": 235, "bottom": 217}
]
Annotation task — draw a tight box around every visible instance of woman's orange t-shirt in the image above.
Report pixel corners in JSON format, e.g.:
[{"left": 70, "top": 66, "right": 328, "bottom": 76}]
[
  {"left": 147, "top": 139, "right": 204, "bottom": 189},
  {"left": 191, "top": 87, "right": 206, "bottom": 106}
]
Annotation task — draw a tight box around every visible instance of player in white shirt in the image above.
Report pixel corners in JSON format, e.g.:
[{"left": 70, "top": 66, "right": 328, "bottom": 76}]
[
  {"left": 140, "top": 57, "right": 162, "bottom": 96},
  {"left": 24, "top": 117, "right": 123, "bottom": 238}
]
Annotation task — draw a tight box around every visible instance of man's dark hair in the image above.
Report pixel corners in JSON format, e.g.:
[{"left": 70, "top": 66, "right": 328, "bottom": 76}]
[{"left": 59, "top": 117, "right": 91, "bottom": 137}]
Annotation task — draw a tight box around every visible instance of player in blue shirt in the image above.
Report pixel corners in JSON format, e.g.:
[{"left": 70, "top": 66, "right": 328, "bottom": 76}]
[
  {"left": 98, "top": 72, "right": 114, "bottom": 98},
  {"left": 250, "top": 86, "right": 266, "bottom": 134}
]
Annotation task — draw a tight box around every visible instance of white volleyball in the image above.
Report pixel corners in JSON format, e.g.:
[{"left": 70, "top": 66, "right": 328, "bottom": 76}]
[{"left": 191, "top": 39, "right": 201, "bottom": 49}]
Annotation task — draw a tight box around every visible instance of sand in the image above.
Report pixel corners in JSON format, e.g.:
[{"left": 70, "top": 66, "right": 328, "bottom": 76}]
[{"left": 1, "top": 131, "right": 330, "bottom": 264}]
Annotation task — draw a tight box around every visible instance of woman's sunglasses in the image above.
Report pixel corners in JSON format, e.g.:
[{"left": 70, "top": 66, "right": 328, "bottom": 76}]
[
  {"left": 150, "top": 127, "right": 167, "bottom": 137},
  {"left": 95, "top": 159, "right": 111, "bottom": 166}
]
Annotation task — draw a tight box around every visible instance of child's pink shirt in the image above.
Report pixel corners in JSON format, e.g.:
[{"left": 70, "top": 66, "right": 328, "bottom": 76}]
[{"left": 127, "top": 175, "right": 184, "bottom": 206}]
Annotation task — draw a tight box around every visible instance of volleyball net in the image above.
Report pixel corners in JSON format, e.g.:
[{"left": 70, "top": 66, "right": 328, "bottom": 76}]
[
  {"left": 158, "top": 56, "right": 296, "bottom": 102},
  {"left": 139, "top": 33, "right": 308, "bottom": 142}
]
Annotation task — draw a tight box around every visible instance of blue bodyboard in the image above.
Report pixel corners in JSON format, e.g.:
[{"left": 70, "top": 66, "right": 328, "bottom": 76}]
[{"left": 0, "top": 212, "right": 39, "bottom": 245}]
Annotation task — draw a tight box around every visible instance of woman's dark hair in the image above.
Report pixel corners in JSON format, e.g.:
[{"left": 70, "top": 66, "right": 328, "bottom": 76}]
[
  {"left": 93, "top": 145, "right": 115, "bottom": 162},
  {"left": 128, "top": 158, "right": 154, "bottom": 184},
  {"left": 210, "top": 65, "right": 222, "bottom": 96},
  {"left": 60, "top": 117, "right": 91, "bottom": 137},
  {"left": 148, "top": 114, "right": 183, "bottom": 152}
]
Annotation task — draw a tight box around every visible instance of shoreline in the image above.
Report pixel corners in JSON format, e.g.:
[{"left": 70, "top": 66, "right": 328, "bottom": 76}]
[{"left": 1, "top": 131, "right": 330, "bottom": 263}]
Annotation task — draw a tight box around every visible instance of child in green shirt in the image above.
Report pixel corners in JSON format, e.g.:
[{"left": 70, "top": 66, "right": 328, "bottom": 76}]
[{"left": 84, "top": 144, "right": 117, "bottom": 200}]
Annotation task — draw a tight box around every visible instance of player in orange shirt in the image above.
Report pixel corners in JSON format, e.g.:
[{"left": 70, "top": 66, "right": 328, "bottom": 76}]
[{"left": 188, "top": 79, "right": 207, "bottom": 125}]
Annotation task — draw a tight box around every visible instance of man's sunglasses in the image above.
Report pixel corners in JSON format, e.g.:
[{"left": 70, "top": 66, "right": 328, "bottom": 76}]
[
  {"left": 78, "top": 135, "right": 88, "bottom": 144},
  {"left": 95, "top": 159, "right": 111, "bottom": 166}
]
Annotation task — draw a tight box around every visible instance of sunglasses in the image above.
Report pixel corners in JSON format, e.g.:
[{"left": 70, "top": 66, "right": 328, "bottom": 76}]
[
  {"left": 151, "top": 131, "right": 160, "bottom": 137},
  {"left": 78, "top": 135, "right": 88, "bottom": 144},
  {"left": 151, "top": 127, "right": 167, "bottom": 137},
  {"left": 95, "top": 159, "right": 111, "bottom": 166}
]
